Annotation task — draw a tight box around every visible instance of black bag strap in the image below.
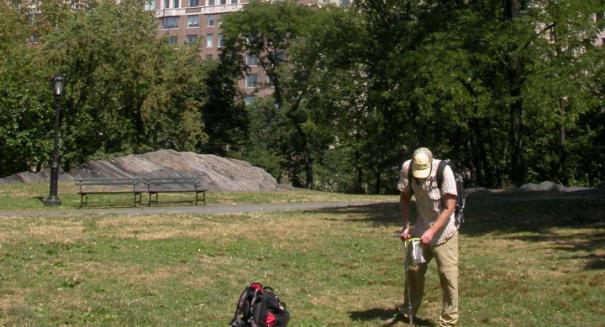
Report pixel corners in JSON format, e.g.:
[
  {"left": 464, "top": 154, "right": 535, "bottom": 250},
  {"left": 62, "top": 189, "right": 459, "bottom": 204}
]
[
  {"left": 230, "top": 286, "right": 253, "bottom": 327},
  {"left": 407, "top": 161, "right": 414, "bottom": 197},
  {"left": 250, "top": 287, "right": 264, "bottom": 325},
  {"left": 436, "top": 159, "right": 449, "bottom": 191}
]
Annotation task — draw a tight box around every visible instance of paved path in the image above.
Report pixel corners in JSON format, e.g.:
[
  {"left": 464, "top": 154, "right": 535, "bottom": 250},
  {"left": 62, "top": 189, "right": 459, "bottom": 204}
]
[{"left": 0, "top": 201, "right": 394, "bottom": 218}]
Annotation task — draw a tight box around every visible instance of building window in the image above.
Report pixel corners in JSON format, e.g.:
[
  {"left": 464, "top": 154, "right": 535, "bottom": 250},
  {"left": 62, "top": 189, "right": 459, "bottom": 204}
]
[
  {"left": 231, "top": 0, "right": 237, "bottom": 4},
  {"left": 144, "top": 0, "right": 154, "bottom": 10},
  {"left": 206, "top": 54, "right": 213, "bottom": 60},
  {"left": 266, "top": 75, "right": 275, "bottom": 87},
  {"left": 185, "top": 35, "right": 198, "bottom": 44},
  {"left": 272, "top": 50, "right": 286, "bottom": 62},
  {"left": 161, "top": 17, "right": 178, "bottom": 29},
  {"left": 244, "top": 95, "right": 255, "bottom": 106},
  {"left": 173, "top": 0, "right": 179, "bottom": 8},
  {"left": 218, "top": 33, "right": 224, "bottom": 47},
  {"left": 220, "top": 0, "right": 226, "bottom": 4},
  {"left": 245, "top": 74, "right": 257, "bottom": 88},
  {"left": 163, "top": 0, "right": 169, "bottom": 8},
  {"left": 207, "top": 0, "right": 214, "bottom": 5},
  {"left": 187, "top": 0, "right": 198, "bottom": 6},
  {"left": 206, "top": 34, "right": 213, "bottom": 47},
  {"left": 245, "top": 53, "right": 259, "bottom": 66},
  {"left": 187, "top": 15, "right": 199, "bottom": 27},
  {"left": 167, "top": 36, "right": 177, "bottom": 45},
  {"left": 207, "top": 15, "right": 214, "bottom": 26}
]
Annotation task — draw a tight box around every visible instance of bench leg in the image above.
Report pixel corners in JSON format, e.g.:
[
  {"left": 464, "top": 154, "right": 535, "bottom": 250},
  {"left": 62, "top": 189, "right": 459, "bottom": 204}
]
[
  {"left": 195, "top": 192, "right": 199, "bottom": 206},
  {"left": 148, "top": 192, "right": 158, "bottom": 206},
  {"left": 202, "top": 191, "right": 206, "bottom": 206}
]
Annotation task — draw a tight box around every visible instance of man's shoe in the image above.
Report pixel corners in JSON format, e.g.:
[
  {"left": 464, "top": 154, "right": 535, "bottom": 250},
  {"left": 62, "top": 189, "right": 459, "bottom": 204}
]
[{"left": 383, "top": 312, "right": 411, "bottom": 326}]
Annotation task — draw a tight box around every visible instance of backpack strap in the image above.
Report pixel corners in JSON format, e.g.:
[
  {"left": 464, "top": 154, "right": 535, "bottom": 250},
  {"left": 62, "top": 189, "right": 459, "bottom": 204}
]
[
  {"left": 230, "top": 286, "right": 253, "bottom": 327},
  {"left": 250, "top": 286, "right": 270, "bottom": 326},
  {"left": 436, "top": 159, "right": 448, "bottom": 191},
  {"left": 407, "top": 160, "right": 414, "bottom": 197}
]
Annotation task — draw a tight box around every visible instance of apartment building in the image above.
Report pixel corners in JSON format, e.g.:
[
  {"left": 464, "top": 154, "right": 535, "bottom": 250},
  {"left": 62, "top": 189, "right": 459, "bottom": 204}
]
[{"left": 152, "top": 0, "right": 347, "bottom": 103}]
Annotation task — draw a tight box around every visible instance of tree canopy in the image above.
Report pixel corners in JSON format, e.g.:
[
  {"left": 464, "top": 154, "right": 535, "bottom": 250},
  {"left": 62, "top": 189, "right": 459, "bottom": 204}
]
[
  {"left": 0, "top": 0, "right": 213, "bottom": 174},
  {"left": 220, "top": 0, "right": 605, "bottom": 191},
  {"left": 1, "top": 0, "right": 603, "bottom": 192}
]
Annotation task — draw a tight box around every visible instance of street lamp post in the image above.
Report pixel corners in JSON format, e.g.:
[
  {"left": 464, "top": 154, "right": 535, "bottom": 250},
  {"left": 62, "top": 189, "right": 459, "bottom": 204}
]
[{"left": 44, "top": 75, "right": 65, "bottom": 206}]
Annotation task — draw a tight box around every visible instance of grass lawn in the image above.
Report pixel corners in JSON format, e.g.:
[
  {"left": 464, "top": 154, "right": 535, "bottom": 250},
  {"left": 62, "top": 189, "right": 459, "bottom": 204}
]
[
  {"left": 0, "top": 182, "right": 395, "bottom": 210},
  {"left": 0, "top": 189, "right": 604, "bottom": 326}
]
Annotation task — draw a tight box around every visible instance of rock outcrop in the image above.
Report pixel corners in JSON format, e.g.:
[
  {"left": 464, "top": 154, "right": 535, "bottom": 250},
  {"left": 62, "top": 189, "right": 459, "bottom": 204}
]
[{"left": 0, "top": 150, "right": 278, "bottom": 192}]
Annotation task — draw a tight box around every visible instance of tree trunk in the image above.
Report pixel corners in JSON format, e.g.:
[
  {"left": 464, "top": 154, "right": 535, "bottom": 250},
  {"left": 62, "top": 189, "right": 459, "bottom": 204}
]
[
  {"left": 559, "top": 97, "right": 568, "bottom": 185},
  {"left": 305, "top": 151, "right": 313, "bottom": 189},
  {"left": 504, "top": 0, "right": 520, "bottom": 19},
  {"left": 354, "top": 147, "right": 364, "bottom": 193},
  {"left": 509, "top": 94, "right": 524, "bottom": 186},
  {"left": 505, "top": 0, "right": 524, "bottom": 186}
]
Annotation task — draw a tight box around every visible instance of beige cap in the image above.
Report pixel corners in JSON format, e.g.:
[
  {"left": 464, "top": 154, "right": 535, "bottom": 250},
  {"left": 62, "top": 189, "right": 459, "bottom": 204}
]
[{"left": 412, "top": 147, "right": 433, "bottom": 179}]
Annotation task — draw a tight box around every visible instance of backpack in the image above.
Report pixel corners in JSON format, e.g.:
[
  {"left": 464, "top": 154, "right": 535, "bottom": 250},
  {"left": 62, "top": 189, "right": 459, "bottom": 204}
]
[
  {"left": 407, "top": 159, "right": 466, "bottom": 227},
  {"left": 229, "top": 282, "right": 290, "bottom": 327}
]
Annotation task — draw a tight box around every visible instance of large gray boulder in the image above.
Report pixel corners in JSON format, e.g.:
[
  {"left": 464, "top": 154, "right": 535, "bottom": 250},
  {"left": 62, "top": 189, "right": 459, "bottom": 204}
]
[
  {"left": 1, "top": 150, "right": 279, "bottom": 192},
  {"left": 520, "top": 181, "right": 565, "bottom": 192}
]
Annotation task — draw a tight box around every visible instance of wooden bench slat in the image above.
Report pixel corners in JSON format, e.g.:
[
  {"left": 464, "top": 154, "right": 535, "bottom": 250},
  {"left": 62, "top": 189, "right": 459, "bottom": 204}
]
[
  {"left": 144, "top": 177, "right": 205, "bottom": 206},
  {"left": 79, "top": 191, "right": 142, "bottom": 195},
  {"left": 75, "top": 178, "right": 140, "bottom": 208},
  {"left": 74, "top": 177, "right": 207, "bottom": 207}
]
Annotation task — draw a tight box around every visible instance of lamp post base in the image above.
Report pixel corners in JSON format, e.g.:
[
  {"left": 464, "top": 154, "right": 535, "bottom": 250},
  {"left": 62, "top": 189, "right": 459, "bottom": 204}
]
[{"left": 43, "top": 195, "right": 62, "bottom": 206}]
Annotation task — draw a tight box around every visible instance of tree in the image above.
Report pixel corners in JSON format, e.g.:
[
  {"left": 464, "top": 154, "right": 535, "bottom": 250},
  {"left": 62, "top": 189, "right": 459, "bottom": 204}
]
[
  {"left": 199, "top": 60, "right": 249, "bottom": 156},
  {"left": 42, "top": 0, "right": 210, "bottom": 166},
  {"left": 0, "top": 1, "right": 53, "bottom": 176},
  {"left": 521, "top": 0, "right": 605, "bottom": 185},
  {"left": 1, "top": 0, "right": 213, "bottom": 177}
]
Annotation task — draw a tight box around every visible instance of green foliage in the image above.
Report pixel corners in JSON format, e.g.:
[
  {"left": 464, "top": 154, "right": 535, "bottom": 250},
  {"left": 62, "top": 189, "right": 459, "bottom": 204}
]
[
  {"left": 199, "top": 60, "right": 249, "bottom": 155},
  {"left": 0, "top": 2, "right": 53, "bottom": 175},
  {"left": 2, "top": 0, "right": 604, "bottom": 190},
  {"left": 0, "top": 0, "right": 213, "bottom": 177},
  {"left": 42, "top": 0, "right": 210, "bottom": 166},
  {"left": 241, "top": 98, "right": 287, "bottom": 180},
  {"left": 220, "top": 0, "right": 605, "bottom": 191}
]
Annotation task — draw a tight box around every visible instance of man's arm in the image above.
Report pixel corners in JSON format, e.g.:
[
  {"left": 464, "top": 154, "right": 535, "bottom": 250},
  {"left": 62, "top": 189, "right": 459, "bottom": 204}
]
[
  {"left": 399, "top": 190, "right": 411, "bottom": 239},
  {"left": 420, "top": 194, "right": 456, "bottom": 245}
]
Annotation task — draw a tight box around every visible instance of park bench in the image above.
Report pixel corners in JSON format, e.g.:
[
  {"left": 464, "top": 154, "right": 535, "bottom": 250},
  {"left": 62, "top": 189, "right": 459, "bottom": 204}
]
[
  {"left": 144, "top": 177, "right": 207, "bottom": 206},
  {"left": 75, "top": 178, "right": 142, "bottom": 208}
]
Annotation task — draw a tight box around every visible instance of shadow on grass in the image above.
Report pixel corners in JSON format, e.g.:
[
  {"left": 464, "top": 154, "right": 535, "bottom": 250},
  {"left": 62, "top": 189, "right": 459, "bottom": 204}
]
[
  {"left": 35, "top": 195, "right": 141, "bottom": 209},
  {"left": 349, "top": 306, "right": 435, "bottom": 326},
  {"left": 309, "top": 189, "right": 605, "bottom": 270},
  {"left": 312, "top": 202, "right": 402, "bottom": 226}
]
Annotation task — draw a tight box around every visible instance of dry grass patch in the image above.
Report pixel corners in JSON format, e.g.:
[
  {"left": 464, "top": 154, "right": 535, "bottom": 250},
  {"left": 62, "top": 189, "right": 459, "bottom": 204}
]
[
  {"left": 59, "top": 262, "right": 190, "bottom": 287},
  {"left": 27, "top": 223, "right": 85, "bottom": 242},
  {"left": 0, "top": 289, "right": 27, "bottom": 314},
  {"left": 0, "top": 218, "right": 86, "bottom": 244},
  {"left": 0, "top": 192, "right": 603, "bottom": 326}
]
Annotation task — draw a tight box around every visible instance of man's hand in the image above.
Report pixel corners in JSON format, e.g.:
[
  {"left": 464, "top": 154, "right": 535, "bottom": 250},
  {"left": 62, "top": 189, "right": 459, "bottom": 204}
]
[
  {"left": 400, "top": 226, "right": 411, "bottom": 241},
  {"left": 420, "top": 228, "right": 435, "bottom": 245}
]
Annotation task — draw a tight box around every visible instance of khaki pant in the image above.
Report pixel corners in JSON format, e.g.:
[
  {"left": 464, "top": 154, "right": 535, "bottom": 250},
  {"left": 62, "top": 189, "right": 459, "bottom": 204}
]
[{"left": 403, "top": 231, "right": 459, "bottom": 327}]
